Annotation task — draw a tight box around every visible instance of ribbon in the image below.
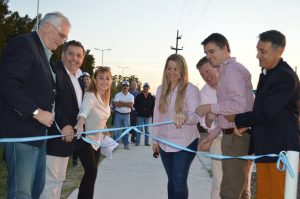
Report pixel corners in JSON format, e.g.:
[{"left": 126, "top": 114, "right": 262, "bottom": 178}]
[{"left": 0, "top": 120, "right": 295, "bottom": 177}]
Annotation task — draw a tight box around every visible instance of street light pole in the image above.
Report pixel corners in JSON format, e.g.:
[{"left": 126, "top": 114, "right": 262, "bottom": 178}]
[
  {"left": 94, "top": 48, "right": 112, "bottom": 66},
  {"left": 118, "top": 66, "right": 129, "bottom": 76},
  {"left": 36, "top": 0, "right": 40, "bottom": 30}
]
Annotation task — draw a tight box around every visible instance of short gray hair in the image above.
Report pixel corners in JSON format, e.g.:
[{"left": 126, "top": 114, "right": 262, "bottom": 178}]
[{"left": 39, "top": 12, "right": 71, "bottom": 28}]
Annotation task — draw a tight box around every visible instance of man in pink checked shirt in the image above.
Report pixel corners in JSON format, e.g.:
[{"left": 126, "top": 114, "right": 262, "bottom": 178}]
[{"left": 196, "top": 33, "right": 254, "bottom": 199}]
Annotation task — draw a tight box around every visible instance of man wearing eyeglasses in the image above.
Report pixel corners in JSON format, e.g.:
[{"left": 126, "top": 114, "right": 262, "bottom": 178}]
[{"left": 0, "top": 12, "right": 70, "bottom": 199}]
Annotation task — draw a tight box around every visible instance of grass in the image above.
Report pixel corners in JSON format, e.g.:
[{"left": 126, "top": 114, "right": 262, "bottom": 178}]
[{"left": 0, "top": 146, "right": 7, "bottom": 198}]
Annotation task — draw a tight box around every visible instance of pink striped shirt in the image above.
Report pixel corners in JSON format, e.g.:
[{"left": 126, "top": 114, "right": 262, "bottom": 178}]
[
  {"left": 153, "top": 83, "right": 200, "bottom": 152},
  {"left": 211, "top": 57, "right": 254, "bottom": 129}
]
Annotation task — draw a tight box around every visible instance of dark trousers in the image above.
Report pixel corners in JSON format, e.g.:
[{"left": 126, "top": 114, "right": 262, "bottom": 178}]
[
  {"left": 76, "top": 140, "right": 100, "bottom": 199},
  {"left": 159, "top": 139, "right": 198, "bottom": 199}
]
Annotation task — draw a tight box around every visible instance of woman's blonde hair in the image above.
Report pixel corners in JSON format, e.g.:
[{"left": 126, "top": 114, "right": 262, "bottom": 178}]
[
  {"left": 86, "top": 67, "right": 112, "bottom": 106},
  {"left": 159, "top": 54, "right": 189, "bottom": 113}
]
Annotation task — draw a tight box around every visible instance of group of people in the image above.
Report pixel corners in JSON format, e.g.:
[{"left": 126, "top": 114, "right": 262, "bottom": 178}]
[
  {"left": 0, "top": 12, "right": 112, "bottom": 199},
  {"left": 112, "top": 80, "right": 155, "bottom": 149},
  {"left": 151, "top": 31, "right": 299, "bottom": 199},
  {"left": 0, "top": 10, "right": 299, "bottom": 199}
]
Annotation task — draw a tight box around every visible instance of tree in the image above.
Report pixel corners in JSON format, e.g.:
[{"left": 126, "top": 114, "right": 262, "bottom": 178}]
[{"left": 81, "top": 50, "right": 95, "bottom": 76}]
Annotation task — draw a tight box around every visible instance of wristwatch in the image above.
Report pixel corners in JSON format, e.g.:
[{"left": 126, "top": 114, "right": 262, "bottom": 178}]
[{"left": 33, "top": 109, "right": 39, "bottom": 116}]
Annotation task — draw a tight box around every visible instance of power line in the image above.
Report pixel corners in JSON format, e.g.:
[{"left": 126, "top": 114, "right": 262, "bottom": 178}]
[
  {"left": 182, "top": 0, "right": 211, "bottom": 46},
  {"left": 176, "top": 0, "right": 187, "bottom": 28}
]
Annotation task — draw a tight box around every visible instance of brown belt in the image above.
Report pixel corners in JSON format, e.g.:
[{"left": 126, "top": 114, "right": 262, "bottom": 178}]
[{"left": 222, "top": 128, "right": 235, "bottom": 135}]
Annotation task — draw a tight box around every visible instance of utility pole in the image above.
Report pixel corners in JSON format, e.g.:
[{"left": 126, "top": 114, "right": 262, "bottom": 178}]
[{"left": 170, "top": 30, "right": 183, "bottom": 54}]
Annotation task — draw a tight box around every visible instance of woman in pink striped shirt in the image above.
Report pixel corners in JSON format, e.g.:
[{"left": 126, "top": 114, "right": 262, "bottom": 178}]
[{"left": 152, "top": 54, "right": 200, "bottom": 199}]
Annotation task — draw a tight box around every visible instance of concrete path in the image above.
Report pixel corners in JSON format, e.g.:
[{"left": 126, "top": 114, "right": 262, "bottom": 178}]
[{"left": 68, "top": 140, "right": 212, "bottom": 199}]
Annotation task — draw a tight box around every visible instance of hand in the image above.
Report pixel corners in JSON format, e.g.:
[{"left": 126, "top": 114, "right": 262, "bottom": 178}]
[
  {"left": 198, "top": 136, "right": 213, "bottom": 151},
  {"left": 152, "top": 143, "right": 160, "bottom": 154},
  {"left": 33, "top": 109, "right": 54, "bottom": 127},
  {"left": 174, "top": 112, "right": 187, "bottom": 129},
  {"left": 61, "top": 125, "right": 74, "bottom": 142},
  {"left": 196, "top": 104, "right": 211, "bottom": 116},
  {"left": 103, "top": 132, "right": 110, "bottom": 139},
  {"left": 205, "top": 113, "right": 217, "bottom": 128},
  {"left": 234, "top": 127, "right": 248, "bottom": 137},
  {"left": 224, "top": 114, "right": 236, "bottom": 122},
  {"left": 74, "top": 123, "right": 84, "bottom": 139}
]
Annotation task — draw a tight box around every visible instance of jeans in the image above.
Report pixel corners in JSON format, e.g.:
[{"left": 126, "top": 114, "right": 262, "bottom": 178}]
[
  {"left": 136, "top": 116, "right": 151, "bottom": 145},
  {"left": 159, "top": 139, "right": 198, "bottom": 199},
  {"left": 113, "top": 112, "right": 130, "bottom": 145},
  {"left": 3, "top": 142, "right": 46, "bottom": 199}
]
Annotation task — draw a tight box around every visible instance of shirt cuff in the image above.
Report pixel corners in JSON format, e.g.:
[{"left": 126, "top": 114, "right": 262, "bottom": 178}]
[{"left": 211, "top": 104, "right": 220, "bottom": 114}]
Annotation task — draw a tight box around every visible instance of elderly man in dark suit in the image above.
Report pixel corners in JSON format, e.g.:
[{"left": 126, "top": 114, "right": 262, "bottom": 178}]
[
  {"left": 226, "top": 30, "right": 300, "bottom": 199},
  {"left": 0, "top": 12, "right": 70, "bottom": 199},
  {"left": 40, "top": 40, "right": 85, "bottom": 199}
]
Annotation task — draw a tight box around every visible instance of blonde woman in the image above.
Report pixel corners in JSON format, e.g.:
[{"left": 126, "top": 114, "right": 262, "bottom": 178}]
[
  {"left": 74, "top": 67, "right": 112, "bottom": 199},
  {"left": 152, "top": 54, "right": 201, "bottom": 199}
]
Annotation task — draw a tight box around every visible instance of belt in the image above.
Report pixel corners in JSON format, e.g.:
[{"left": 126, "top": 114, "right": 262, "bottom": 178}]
[
  {"left": 222, "top": 128, "right": 235, "bottom": 135},
  {"left": 115, "top": 111, "right": 130, "bottom": 115}
]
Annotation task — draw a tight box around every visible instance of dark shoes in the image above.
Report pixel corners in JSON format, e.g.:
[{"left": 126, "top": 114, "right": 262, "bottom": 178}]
[
  {"left": 145, "top": 143, "right": 150, "bottom": 146},
  {"left": 124, "top": 144, "right": 130, "bottom": 150}
]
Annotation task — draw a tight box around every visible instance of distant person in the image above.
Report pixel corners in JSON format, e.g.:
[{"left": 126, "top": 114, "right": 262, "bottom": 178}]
[
  {"left": 129, "top": 80, "right": 140, "bottom": 143},
  {"left": 196, "top": 56, "right": 222, "bottom": 199},
  {"left": 74, "top": 66, "right": 112, "bottom": 199},
  {"left": 134, "top": 82, "right": 155, "bottom": 146},
  {"left": 152, "top": 54, "right": 200, "bottom": 199},
  {"left": 0, "top": 12, "right": 70, "bottom": 199},
  {"left": 225, "top": 30, "right": 300, "bottom": 199},
  {"left": 40, "top": 40, "right": 85, "bottom": 199},
  {"left": 196, "top": 33, "right": 254, "bottom": 199},
  {"left": 81, "top": 72, "right": 91, "bottom": 90},
  {"left": 113, "top": 80, "right": 134, "bottom": 149}
]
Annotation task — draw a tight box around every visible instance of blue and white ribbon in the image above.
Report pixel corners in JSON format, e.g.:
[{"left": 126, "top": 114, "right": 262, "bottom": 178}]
[{"left": 0, "top": 120, "right": 296, "bottom": 177}]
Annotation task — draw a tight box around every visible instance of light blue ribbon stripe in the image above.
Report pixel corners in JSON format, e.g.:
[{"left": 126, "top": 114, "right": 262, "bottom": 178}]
[
  {"left": 0, "top": 120, "right": 296, "bottom": 177},
  {"left": 0, "top": 134, "right": 62, "bottom": 143}
]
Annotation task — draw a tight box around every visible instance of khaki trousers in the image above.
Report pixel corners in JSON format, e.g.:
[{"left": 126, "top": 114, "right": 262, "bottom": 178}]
[
  {"left": 40, "top": 155, "right": 69, "bottom": 199},
  {"left": 220, "top": 133, "right": 252, "bottom": 199},
  {"left": 210, "top": 136, "right": 223, "bottom": 199}
]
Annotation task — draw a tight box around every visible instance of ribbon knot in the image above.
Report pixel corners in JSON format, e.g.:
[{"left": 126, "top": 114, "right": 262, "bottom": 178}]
[{"left": 276, "top": 151, "right": 295, "bottom": 177}]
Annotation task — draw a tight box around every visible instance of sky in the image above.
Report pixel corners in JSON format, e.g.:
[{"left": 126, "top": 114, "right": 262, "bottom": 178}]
[{"left": 7, "top": 0, "right": 300, "bottom": 94}]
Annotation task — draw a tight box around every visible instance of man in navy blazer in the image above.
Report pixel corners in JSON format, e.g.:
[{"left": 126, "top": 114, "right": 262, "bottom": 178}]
[
  {"left": 226, "top": 30, "right": 300, "bottom": 198},
  {"left": 40, "top": 40, "right": 86, "bottom": 199},
  {"left": 0, "top": 12, "right": 70, "bottom": 199}
]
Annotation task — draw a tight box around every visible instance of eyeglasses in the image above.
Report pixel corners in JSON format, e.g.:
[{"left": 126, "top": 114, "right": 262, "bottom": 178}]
[{"left": 51, "top": 24, "right": 68, "bottom": 40}]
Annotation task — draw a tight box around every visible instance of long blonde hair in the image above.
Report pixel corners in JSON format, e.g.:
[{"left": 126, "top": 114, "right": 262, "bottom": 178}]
[
  {"left": 159, "top": 54, "right": 188, "bottom": 113},
  {"left": 86, "top": 67, "right": 112, "bottom": 106}
]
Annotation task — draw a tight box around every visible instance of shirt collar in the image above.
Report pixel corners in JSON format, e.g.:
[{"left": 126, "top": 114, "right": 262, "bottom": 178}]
[
  {"left": 64, "top": 65, "right": 82, "bottom": 78},
  {"left": 220, "top": 57, "right": 236, "bottom": 73},
  {"left": 36, "top": 31, "right": 52, "bottom": 62}
]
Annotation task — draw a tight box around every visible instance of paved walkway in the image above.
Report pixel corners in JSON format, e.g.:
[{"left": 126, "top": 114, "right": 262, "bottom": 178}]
[{"left": 68, "top": 140, "right": 212, "bottom": 199}]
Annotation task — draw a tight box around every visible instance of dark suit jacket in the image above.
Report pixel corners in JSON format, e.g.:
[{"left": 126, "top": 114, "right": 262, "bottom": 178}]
[
  {"left": 134, "top": 92, "right": 155, "bottom": 117},
  {"left": 235, "top": 59, "right": 300, "bottom": 162},
  {"left": 46, "top": 61, "right": 85, "bottom": 157},
  {"left": 0, "top": 31, "right": 56, "bottom": 147}
]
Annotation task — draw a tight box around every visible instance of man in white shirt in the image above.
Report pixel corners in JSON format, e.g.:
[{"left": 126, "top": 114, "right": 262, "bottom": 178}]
[
  {"left": 196, "top": 56, "right": 222, "bottom": 199},
  {"left": 113, "top": 80, "right": 134, "bottom": 149}
]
